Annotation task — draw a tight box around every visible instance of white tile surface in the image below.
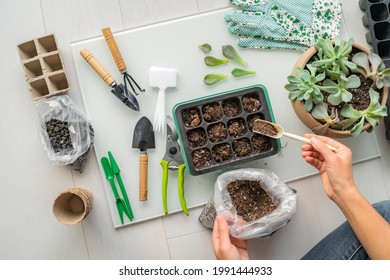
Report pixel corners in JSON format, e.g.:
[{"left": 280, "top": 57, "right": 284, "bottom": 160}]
[
  {"left": 0, "top": 0, "right": 88, "bottom": 260},
  {"left": 168, "top": 231, "right": 216, "bottom": 260},
  {"left": 1, "top": 0, "right": 390, "bottom": 260},
  {"left": 197, "top": 0, "right": 231, "bottom": 12},
  {"left": 120, "top": 0, "right": 199, "bottom": 29},
  {"left": 163, "top": 206, "right": 209, "bottom": 239}
]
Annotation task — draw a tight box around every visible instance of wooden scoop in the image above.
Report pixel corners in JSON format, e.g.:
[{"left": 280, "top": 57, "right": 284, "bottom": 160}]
[{"left": 252, "top": 119, "right": 337, "bottom": 152}]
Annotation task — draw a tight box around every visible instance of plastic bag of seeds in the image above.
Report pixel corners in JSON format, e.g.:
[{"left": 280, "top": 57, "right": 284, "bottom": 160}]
[
  {"left": 37, "top": 95, "right": 94, "bottom": 173},
  {"left": 214, "top": 168, "right": 297, "bottom": 240}
]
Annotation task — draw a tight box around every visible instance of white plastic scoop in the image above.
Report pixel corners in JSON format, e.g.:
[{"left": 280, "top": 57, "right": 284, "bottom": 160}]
[
  {"left": 252, "top": 119, "right": 337, "bottom": 151},
  {"left": 149, "top": 66, "right": 177, "bottom": 133}
]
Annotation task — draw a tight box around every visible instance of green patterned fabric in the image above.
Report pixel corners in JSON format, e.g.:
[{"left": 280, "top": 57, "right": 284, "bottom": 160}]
[{"left": 225, "top": 0, "right": 342, "bottom": 51}]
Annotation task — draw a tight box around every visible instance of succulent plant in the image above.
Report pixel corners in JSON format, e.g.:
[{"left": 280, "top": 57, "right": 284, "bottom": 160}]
[
  {"left": 321, "top": 75, "right": 361, "bottom": 106},
  {"left": 285, "top": 37, "right": 388, "bottom": 137},
  {"left": 312, "top": 38, "right": 357, "bottom": 80},
  {"left": 352, "top": 52, "right": 390, "bottom": 89},
  {"left": 340, "top": 88, "right": 387, "bottom": 137},
  {"left": 311, "top": 103, "right": 341, "bottom": 135},
  {"left": 285, "top": 65, "right": 325, "bottom": 111}
]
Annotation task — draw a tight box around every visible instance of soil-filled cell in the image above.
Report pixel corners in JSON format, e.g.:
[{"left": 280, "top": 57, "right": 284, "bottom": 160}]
[
  {"left": 227, "top": 118, "right": 247, "bottom": 138},
  {"left": 247, "top": 113, "right": 265, "bottom": 132},
  {"left": 368, "top": 0, "right": 382, "bottom": 3},
  {"left": 182, "top": 107, "right": 202, "bottom": 127},
  {"left": 252, "top": 134, "right": 271, "bottom": 153},
  {"left": 222, "top": 98, "right": 241, "bottom": 118},
  {"left": 192, "top": 148, "right": 212, "bottom": 169},
  {"left": 187, "top": 128, "right": 207, "bottom": 148},
  {"left": 374, "top": 21, "right": 390, "bottom": 40},
  {"left": 202, "top": 102, "right": 223, "bottom": 122},
  {"left": 212, "top": 143, "right": 232, "bottom": 163},
  {"left": 232, "top": 138, "right": 252, "bottom": 157},
  {"left": 242, "top": 93, "right": 261, "bottom": 112},
  {"left": 207, "top": 122, "right": 227, "bottom": 143}
]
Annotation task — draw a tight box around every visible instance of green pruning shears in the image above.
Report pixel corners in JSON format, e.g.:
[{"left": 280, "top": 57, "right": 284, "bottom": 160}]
[
  {"left": 101, "top": 151, "right": 134, "bottom": 224},
  {"left": 160, "top": 116, "right": 188, "bottom": 216}
]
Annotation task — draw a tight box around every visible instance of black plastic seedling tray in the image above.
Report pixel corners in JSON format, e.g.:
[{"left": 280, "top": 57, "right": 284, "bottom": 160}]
[
  {"left": 173, "top": 85, "right": 281, "bottom": 176},
  {"left": 359, "top": 0, "right": 390, "bottom": 68}
]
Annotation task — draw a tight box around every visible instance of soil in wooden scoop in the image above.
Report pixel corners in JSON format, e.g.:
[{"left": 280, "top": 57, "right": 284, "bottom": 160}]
[
  {"left": 232, "top": 138, "right": 251, "bottom": 157},
  {"left": 187, "top": 128, "right": 207, "bottom": 148},
  {"left": 252, "top": 120, "right": 278, "bottom": 137},
  {"left": 252, "top": 134, "right": 271, "bottom": 152},
  {"left": 212, "top": 143, "right": 232, "bottom": 162},
  {"left": 227, "top": 118, "right": 247, "bottom": 138},
  {"left": 227, "top": 180, "right": 277, "bottom": 222},
  {"left": 192, "top": 148, "right": 212, "bottom": 169},
  {"left": 182, "top": 107, "right": 202, "bottom": 127},
  {"left": 242, "top": 94, "right": 261, "bottom": 113},
  {"left": 222, "top": 98, "right": 241, "bottom": 118},
  {"left": 207, "top": 122, "right": 227, "bottom": 142},
  {"left": 202, "top": 102, "right": 223, "bottom": 122}
]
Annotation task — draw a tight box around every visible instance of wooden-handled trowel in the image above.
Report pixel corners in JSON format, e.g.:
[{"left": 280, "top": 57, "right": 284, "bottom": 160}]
[{"left": 132, "top": 116, "right": 155, "bottom": 201}]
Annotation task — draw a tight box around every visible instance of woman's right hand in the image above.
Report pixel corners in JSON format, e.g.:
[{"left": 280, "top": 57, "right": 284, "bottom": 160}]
[{"left": 301, "top": 134, "right": 357, "bottom": 202}]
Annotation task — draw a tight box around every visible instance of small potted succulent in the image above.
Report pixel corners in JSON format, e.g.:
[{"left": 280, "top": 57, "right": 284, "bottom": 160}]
[{"left": 285, "top": 38, "right": 389, "bottom": 137}]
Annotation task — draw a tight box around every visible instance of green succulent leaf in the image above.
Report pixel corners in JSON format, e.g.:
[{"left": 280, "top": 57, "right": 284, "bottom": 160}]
[
  {"left": 203, "top": 74, "right": 228, "bottom": 85},
  {"left": 368, "top": 52, "right": 382, "bottom": 73},
  {"left": 345, "top": 74, "right": 361, "bottom": 88},
  {"left": 198, "top": 43, "right": 212, "bottom": 53},
  {"left": 349, "top": 118, "right": 365, "bottom": 137},
  {"left": 340, "top": 88, "right": 387, "bottom": 136},
  {"left": 231, "top": 68, "right": 256, "bottom": 77},
  {"left": 352, "top": 52, "right": 370, "bottom": 73},
  {"left": 222, "top": 45, "right": 247, "bottom": 66},
  {"left": 204, "top": 56, "right": 228, "bottom": 66}
]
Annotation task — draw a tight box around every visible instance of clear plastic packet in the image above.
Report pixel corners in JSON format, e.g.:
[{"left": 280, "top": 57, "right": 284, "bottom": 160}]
[
  {"left": 37, "top": 95, "right": 94, "bottom": 173},
  {"left": 214, "top": 168, "right": 297, "bottom": 239}
]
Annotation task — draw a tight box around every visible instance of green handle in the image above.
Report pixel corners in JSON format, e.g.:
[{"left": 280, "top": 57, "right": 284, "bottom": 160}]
[
  {"left": 178, "top": 164, "right": 188, "bottom": 216},
  {"left": 160, "top": 160, "right": 169, "bottom": 215},
  {"left": 116, "top": 173, "right": 134, "bottom": 221},
  {"left": 101, "top": 157, "right": 120, "bottom": 199}
]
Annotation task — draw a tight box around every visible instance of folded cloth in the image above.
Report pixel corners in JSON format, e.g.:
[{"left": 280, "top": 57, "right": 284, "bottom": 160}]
[{"left": 225, "top": 0, "right": 342, "bottom": 51}]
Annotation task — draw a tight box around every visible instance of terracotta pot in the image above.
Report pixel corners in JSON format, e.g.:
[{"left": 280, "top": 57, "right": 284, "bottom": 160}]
[{"left": 290, "top": 42, "right": 388, "bottom": 138}]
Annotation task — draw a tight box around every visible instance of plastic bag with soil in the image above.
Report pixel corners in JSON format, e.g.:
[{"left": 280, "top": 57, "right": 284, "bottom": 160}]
[
  {"left": 214, "top": 168, "right": 297, "bottom": 240},
  {"left": 37, "top": 95, "right": 94, "bottom": 173}
]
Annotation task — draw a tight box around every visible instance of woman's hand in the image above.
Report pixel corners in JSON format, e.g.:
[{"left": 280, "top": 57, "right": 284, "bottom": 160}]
[
  {"left": 301, "top": 134, "right": 357, "bottom": 202},
  {"left": 212, "top": 216, "right": 249, "bottom": 260}
]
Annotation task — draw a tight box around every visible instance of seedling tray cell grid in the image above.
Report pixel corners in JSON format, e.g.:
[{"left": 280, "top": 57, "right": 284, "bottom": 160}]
[{"left": 173, "top": 85, "right": 281, "bottom": 176}]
